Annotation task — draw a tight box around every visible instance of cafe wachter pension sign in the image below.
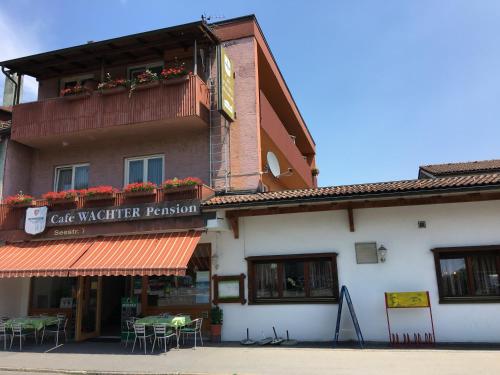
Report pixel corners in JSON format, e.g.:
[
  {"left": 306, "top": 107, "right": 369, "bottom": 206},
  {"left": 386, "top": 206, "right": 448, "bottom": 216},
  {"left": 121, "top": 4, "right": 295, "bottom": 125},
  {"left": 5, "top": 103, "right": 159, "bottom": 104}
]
[{"left": 24, "top": 200, "right": 200, "bottom": 234}]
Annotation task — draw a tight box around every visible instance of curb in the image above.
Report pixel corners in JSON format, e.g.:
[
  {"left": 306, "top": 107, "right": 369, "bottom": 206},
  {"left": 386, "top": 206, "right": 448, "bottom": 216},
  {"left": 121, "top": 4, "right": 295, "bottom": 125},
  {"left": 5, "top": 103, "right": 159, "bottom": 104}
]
[{"left": 0, "top": 368, "right": 211, "bottom": 375}]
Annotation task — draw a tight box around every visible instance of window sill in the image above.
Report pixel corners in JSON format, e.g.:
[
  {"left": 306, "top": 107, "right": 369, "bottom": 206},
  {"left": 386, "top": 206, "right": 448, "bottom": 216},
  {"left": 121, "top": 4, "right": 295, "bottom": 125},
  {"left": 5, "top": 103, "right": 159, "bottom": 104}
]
[
  {"left": 249, "top": 298, "right": 338, "bottom": 305},
  {"left": 439, "top": 296, "right": 500, "bottom": 304}
]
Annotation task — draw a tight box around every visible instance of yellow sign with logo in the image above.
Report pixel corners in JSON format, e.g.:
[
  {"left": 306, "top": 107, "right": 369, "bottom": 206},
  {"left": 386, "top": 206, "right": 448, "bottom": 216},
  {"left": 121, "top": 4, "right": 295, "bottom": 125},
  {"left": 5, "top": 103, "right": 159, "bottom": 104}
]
[
  {"left": 217, "top": 46, "right": 236, "bottom": 121},
  {"left": 385, "top": 291, "right": 430, "bottom": 308}
]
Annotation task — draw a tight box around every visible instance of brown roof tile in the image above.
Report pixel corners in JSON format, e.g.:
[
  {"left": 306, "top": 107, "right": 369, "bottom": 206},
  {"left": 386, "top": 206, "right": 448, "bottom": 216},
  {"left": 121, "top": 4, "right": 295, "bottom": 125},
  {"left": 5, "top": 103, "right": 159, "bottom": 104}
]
[
  {"left": 203, "top": 173, "right": 500, "bottom": 207},
  {"left": 419, "top": 159, "right": 500, "bottom": 177}
]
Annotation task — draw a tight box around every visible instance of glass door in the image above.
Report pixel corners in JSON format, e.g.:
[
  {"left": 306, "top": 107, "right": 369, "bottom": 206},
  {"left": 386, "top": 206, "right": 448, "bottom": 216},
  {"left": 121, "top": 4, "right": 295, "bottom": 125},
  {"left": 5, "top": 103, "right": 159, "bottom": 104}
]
[{"left": 75, "top": 276, "right": 102, "bottom": 341}]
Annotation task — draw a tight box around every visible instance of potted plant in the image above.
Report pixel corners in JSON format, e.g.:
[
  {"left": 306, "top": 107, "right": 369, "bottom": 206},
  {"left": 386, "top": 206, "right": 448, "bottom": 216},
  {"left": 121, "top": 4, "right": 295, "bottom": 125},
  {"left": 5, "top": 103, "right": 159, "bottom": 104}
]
[
  {"left": 98, "top": 73, "right": 128, "bottom": 95},
  {"left": 123, "top": 182, "right": 157, "bottom": 203},
  {"left": 210, "top": 306, "right": 223, "bottom": 343},
  {"left": 4, "top": 192, "right": 34, "bottom": 208},
  {"left": 311, "top": 168, "right": 320, "bottom": 177},
  {"left": 42, "top": 190, "right": 80, "bottom": 208},
  {"left": 60, "top": 84, "right": 91, "bottom": 100},
  {"left": 160, "top": 61, "right": 191, "bottom": 85},
  {"left": 81, "top": 186, "right": 117, "bottom": 206},
  {"left": 163, "top": 177, "right": 202, "bottom": 201},
  {"left": 129, "top": 69, "right": 160, "bottom": 96}
]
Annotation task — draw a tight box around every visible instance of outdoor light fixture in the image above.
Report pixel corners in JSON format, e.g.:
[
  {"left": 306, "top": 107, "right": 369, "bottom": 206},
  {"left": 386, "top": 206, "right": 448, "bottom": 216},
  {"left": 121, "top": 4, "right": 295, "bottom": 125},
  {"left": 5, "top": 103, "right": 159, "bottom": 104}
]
[{"left": 377, "top": 245, "right": 388, "bottom": 263}]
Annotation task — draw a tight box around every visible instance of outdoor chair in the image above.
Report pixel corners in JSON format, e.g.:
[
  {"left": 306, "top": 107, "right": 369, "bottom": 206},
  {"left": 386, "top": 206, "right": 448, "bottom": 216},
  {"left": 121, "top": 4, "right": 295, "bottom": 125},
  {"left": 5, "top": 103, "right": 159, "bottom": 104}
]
[
  {"left": 41, "top": 316, "right": 67, "bottom": 347},
  {"left": 132, "top": 323, "right": 153, "bottom": 355},
  {"left": 0, "top": 321, "right": 9, "bottom": 350},
  {"left": 151, "top": 323, "right": 177, "bottom": 353},
  {"left": 9, "top": 323, "right": 35, "bottom": 351},
  {"left": 180, "top": 318, "right": 203, "bottom": 349},
  {"left": 122, "top": 319, "right": 135, "bottom": 348}
]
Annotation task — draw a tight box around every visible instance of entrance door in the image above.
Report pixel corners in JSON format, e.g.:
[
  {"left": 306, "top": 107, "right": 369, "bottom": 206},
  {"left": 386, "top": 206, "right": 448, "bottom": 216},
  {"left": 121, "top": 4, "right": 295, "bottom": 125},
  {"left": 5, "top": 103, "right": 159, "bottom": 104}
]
[{"left": 75, "top": 276, "right": 102, "bottom": 341}]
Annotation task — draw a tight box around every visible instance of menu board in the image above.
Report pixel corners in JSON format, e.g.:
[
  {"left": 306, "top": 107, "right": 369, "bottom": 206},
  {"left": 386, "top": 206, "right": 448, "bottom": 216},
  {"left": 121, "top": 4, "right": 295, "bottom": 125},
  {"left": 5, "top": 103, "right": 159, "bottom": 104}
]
[
  {"left": 385, "top": 291, "right": 430, "bottom": 308},
  {"left": 218, "top": 280, "right": 240, "bottom": 299}
]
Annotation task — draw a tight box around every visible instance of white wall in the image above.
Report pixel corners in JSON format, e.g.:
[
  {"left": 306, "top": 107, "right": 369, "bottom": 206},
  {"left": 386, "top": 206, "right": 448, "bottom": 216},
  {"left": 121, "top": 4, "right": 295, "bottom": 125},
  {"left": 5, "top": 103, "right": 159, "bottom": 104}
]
[
  {"left": 205, "top": 200, "right": 500, "bottom": 343},
  {"left": 0, "top": 278, "right": 30, "bottom": 318}
]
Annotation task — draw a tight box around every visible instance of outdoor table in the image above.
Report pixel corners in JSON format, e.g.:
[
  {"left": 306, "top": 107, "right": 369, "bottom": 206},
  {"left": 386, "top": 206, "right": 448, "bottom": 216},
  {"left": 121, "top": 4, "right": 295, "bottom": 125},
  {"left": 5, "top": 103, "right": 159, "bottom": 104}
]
[
  {"left": 135, "top": 315, "right": 191, "bottom": 349},
  {"left": 5, "top": 316, "right": 59, "bottom": 344}
]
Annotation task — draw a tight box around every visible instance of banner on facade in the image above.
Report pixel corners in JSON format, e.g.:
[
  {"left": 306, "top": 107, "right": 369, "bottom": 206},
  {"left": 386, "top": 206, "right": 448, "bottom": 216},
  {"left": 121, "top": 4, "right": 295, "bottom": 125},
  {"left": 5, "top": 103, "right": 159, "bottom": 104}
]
[
  {"left": 385, "top": 291, "right": 430, "bottom": 308},
  {"left": 217, "top": 45, "right": 236, "bottom": 121},
  {"left": 24, "top": 206, "right": 48, "bottom": 235}
]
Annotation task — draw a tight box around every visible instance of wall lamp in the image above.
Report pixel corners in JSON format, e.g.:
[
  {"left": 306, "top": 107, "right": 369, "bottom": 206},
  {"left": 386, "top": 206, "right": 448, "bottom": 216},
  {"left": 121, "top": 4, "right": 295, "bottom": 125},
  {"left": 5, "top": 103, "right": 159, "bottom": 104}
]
[{"left": 378, "top": 245, "right": 388, "bottom": 263}]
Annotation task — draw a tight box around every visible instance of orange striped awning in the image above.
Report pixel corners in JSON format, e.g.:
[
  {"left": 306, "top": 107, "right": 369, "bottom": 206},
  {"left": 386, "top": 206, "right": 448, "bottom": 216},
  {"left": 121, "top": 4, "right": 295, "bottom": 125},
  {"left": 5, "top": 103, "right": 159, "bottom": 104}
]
[
  {"left": 0, "top": 239, "right": 93, "bottom": 278},
  {"left": 69, "top": 231, "right": 201, "bottom": 277}
]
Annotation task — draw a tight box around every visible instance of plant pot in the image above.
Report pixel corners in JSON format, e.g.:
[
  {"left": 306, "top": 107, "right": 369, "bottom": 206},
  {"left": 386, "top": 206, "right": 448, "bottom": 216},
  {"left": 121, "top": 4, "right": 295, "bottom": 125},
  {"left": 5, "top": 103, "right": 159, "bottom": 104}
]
[
  {"left": 133, "top": 81, "right": 160, "bottom": 91},
  {"left": 63, "top": 92, "right": 91, "bottom": 101},
  {"left": 100, "top": 86, "right": 127, "bottom": 96},
  {"left": 161, "top": 75, "right": 189, "bottom": 86},
  {"left": 84, "top": 194, "right": 116, "bottom": 208},
  {"left": 163, "top": 185, "right": 199, "bottom": 201},
  {"left": 123, "top": 189, "right": 157, "bottom": 204},
  {"left": 210, "top": 324, "right": 222, "bottom": 343},
  {"left": 7, "top": 202, "right": 34, "bottom": 209}
]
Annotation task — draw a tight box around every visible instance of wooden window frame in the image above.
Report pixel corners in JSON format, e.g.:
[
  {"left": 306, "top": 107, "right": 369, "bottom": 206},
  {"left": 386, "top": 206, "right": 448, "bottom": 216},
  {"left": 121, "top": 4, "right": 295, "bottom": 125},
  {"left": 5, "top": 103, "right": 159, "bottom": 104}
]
[
  {"left": 60, "top": 74, "right": 95, "bottom": 93},
  {"left": 212, "top": 274, "right": 246, "bottom": 305},
  {"left": 432, "top": 245, "right": 500, "bottom": 304},
  {"left": 246, "top": 253, "right": 339, "bottom": 305},
  {"left": 127, "top": 61, "right": 164, "bottom": 80},
  {"left": 124, "top": 154, "right": 164, "bottom": 187},
  {"left": 54, "top": 163, "right": 90, "bottom": 191}
]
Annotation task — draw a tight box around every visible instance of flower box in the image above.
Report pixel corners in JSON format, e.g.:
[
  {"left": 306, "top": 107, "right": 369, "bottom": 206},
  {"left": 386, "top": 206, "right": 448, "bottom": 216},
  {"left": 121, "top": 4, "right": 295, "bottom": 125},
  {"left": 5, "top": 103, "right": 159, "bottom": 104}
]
[
  {"left": 8, "top": 201, "right": 34, "bottom": 209},
  {"left": 133, "top": 80, "right": 160, "bottom": 91},
  {"left": 123, "top": 189, "right": 156, "bottom": 199},
  {"left": 163, "top": 185, "right": 198, "bottom": 201},
  {"left": 63, "top": 92, "right": 91, "bottom": 101},
  {"left": 84, "top": 194, "right": 116, "bottom": 202},
  {"left": 162, "top": 75, "right": 189, "bottom": 86},
  {"left": 100, "top": 86, "right": 127, "bottom": 96}
]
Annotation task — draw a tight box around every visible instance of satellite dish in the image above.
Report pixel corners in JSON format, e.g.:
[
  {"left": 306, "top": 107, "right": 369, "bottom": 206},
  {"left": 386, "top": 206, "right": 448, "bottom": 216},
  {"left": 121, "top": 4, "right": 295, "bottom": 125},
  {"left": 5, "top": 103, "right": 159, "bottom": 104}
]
[{"left": 266, "top": 151, "right": 281, "bottom": 178}]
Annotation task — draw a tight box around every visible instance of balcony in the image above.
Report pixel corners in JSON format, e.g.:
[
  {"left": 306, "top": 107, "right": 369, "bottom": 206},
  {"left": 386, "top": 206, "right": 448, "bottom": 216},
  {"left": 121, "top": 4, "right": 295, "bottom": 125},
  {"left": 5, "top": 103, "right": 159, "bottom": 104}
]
[
  {"left": 260, "top": 92, "right": 314, "bottom": 188},
  {"left": 11, "top": 75, "right": 210, "bottom": 148}
]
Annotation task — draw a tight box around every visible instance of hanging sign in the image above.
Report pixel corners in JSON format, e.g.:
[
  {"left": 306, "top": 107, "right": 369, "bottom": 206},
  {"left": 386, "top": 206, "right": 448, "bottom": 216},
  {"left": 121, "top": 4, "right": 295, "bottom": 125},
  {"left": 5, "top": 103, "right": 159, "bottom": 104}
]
[
  {"left": 385, "top": 291, "right": 430, "bottom": 308},
  {"left": 24, "top": 206, "right": 48, "bottom": 235},
  {"left": 217, "top": 45, "right": 236, "bottom": 121}
]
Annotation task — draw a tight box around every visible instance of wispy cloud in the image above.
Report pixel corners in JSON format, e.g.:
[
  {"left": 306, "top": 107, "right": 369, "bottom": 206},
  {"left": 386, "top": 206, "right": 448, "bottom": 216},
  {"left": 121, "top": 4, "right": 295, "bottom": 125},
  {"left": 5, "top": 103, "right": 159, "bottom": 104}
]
[{"left": 0, "top": 9, "right": 44, "bottom": 103}]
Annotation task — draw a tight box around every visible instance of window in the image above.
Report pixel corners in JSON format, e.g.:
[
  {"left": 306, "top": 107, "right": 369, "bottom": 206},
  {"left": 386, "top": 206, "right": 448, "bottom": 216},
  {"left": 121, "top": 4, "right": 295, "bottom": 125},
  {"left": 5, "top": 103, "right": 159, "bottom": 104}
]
[
  {"left": 60, "top": 74, "right": 94, "bottom": 92},
  {"left": 31, "top": 277, "right": 77, "bottom": 309},
  {"left": 54, "top": 164, "right": 89, "bottom": 191},
  {"left": 146, "top": 245, "right": 211, "bottom": 307},
  {"left": 433, "top": 246, "right": 500, "bottom": 303},
  {"left": 247, "top": 253, "right": 338, "bottom": 304},
  {"left": 124, "top": 155, "right": 164, "bottom": 186},
  {"left": 128, "top": 62, "right": 163, "bottom": 80}
]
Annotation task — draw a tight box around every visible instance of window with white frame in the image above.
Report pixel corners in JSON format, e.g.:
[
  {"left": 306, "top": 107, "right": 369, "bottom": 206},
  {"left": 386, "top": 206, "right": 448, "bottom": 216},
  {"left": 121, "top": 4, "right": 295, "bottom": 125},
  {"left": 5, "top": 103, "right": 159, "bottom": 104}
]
[
  {"left": 124, "top": 155, "right": 164, "bottom": 186},
  {"left": 127, "top": 61, "right": 163, "bottom": 81},
  {"left": 54, "top": 164, "right": 89, "bottom": 191}
]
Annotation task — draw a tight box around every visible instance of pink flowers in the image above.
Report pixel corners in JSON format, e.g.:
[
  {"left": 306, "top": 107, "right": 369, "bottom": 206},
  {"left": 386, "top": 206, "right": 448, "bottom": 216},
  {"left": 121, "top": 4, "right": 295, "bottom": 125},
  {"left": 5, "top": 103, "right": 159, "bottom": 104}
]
[
  {"left": 42, "top": 190, "right": 80, "bottom": 201},
  {"left": 123, "top": 182, "right": 156, "bottom": 193},
  {"left": 98, "top": 73, "right": 128, "bottom": 90},
  {"left": 4, "top": 193, "right": 34, "bottom": 206},
  {"left": 163, "top": 177, "right": 202, "bottom": 189},
  {"left": 84, "top": 186, "right": 117, "bottom": 197}
]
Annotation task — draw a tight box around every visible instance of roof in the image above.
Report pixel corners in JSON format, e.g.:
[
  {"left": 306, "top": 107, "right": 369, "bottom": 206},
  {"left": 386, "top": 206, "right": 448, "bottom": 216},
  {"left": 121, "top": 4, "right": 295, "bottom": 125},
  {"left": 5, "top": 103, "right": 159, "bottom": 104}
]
[
  {"left": 203, "top": 173, "right": 500, "bottom": 208},
  {"left": 0, "top": 106, "right": 12, "bottom": 113},
  {"left": 419, "top": 159, "right": 500, "bottom": 178},
  {"left": 0, "top": 20, "right": 218, "bottom": 79}
]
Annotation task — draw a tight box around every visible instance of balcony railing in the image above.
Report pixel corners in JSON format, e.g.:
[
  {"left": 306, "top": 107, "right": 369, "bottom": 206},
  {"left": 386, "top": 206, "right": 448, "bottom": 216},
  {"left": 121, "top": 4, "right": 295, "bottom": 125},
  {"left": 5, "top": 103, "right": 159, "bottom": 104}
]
[{"left": 11, "top": 75, "right": 210, "bottom": 145}]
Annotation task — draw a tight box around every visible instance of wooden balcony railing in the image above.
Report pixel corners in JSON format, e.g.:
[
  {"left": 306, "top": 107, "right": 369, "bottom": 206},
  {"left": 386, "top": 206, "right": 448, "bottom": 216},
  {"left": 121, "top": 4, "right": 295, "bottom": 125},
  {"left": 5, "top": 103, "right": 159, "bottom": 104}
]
[{"left": 11, "top": 75, "right": 210, "bottom": 145}]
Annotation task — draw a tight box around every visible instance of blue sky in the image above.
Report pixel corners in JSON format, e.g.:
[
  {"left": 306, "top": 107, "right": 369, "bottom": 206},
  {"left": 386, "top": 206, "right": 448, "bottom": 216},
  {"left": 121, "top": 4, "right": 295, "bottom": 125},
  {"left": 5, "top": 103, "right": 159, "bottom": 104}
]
[{"left": 1, "top": 0, "right": 499, "bottom": 186}]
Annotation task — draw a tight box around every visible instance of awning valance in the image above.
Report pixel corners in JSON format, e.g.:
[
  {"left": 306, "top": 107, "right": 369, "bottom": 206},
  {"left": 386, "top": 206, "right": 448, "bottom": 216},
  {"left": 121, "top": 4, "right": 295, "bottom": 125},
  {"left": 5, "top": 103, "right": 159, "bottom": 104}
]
[
  {"left": 0, "top": 239, "right": 93, "bottom": 278},
  {"left": 68, "top": 232, "right": 201, "bottom": 277},
  {"left": 0, "top": 231, "right": 202, "bottom": 278}
]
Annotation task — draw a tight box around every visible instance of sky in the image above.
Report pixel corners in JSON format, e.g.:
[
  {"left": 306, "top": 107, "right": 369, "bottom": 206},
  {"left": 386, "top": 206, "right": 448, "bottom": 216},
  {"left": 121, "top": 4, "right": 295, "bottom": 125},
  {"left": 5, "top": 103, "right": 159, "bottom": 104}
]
[{"left": 1, "top": 0, "right": 499, "bottom": 187}]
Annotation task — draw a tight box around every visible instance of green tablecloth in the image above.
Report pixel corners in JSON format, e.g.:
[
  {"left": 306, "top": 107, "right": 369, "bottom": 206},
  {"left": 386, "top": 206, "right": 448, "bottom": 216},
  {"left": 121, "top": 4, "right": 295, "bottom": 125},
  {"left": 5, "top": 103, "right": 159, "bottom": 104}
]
[
  {"left": 135, "top": 315, "right": 191, "bottom": 328},
  {"left": 5, "top": 317, "right": 58, "bottom": 331}
]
